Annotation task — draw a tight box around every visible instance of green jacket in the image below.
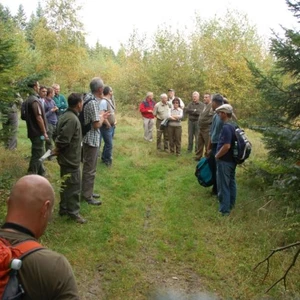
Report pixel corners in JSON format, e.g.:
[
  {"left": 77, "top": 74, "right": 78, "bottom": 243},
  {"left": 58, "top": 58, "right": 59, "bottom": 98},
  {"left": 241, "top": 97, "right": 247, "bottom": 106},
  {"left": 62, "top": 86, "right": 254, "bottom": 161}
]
[
  {"left": 53, "top": 94, "right": 68, "bottom": 115},
  {"left": 55, "top": 109, "right": 82, "bottom": 168}
]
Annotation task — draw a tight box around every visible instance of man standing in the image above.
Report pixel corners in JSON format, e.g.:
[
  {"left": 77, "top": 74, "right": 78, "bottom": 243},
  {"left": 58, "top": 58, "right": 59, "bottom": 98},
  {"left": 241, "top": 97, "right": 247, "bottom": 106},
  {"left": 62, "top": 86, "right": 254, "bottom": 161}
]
[
  {"left": 167, "top": 89, "right": 185, "bottom": 109},
  {"left": 195, "top": 93, "right": 214, "bottom": 160},
  {"left": 52, "top": 83, "right": 68, "bottom": 116},
  {"left": 215, "top": 104, "right": 237, "bottom": 216},
  {"left": 44, "top": 87, "right": 58, "bottom": 153},
  {"left": 54, "top": 93, "right": 87, "bottom": 224},
  {"left": 207, "top": 94, "right": 224, "bottom": 195},
  {"left": 25, "top": 80, "right": 48, "bottom": 176},
  {"left": 139, "top": 92, "right": 155, "bottom": 142},
  {"left": 81, "top": 77, "right": 105, "bottom": 204},
  {"left": 0, "top": 175, "right": 80, "bottom": 298},
  {"left": 1, "top": 93, "right": 22, "bottom": 150},
  {"left": 153, "top": 93, "right": 171, "bottom": 151},
  {"left": 100, "top": 86, "right": 116, "bottom": 167},
  {"left": 185, "top": 91, "right": 204, "bottom": 153}
]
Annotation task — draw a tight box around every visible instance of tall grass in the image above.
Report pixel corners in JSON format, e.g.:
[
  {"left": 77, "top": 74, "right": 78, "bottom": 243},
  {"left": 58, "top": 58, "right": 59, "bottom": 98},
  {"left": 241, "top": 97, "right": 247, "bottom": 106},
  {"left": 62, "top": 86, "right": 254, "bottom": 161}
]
[{"left": 0, "top": 114, "right": 299, "bottom": 300}]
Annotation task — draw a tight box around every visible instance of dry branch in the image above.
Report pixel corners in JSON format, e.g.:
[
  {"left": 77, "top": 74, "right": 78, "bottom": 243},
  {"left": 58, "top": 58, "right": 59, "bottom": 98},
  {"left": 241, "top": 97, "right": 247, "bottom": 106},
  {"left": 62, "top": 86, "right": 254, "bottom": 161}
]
[{"left": 254, "top": 241, "right": 300, "bottom": 293}]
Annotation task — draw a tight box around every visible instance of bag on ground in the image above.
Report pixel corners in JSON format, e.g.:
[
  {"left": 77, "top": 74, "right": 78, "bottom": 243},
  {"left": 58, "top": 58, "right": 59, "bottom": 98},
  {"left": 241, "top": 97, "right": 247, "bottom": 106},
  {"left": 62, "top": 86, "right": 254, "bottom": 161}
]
[
  {"left": 195, "top": 155, "right": 214, "bottom": 187},
  {"left": 0, "top": 238, "right": 43, "bottom": 300}
]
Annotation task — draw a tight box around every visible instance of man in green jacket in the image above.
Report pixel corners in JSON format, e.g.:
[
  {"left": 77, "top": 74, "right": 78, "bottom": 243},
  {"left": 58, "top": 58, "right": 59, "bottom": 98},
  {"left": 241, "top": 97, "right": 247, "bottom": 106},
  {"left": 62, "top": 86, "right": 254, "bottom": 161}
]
[
  {"left": 52, "top": 83, "right": 68, "bottom": 116},
  {"left": 54, "top": 93, "right": 86, "bottom": 224}
]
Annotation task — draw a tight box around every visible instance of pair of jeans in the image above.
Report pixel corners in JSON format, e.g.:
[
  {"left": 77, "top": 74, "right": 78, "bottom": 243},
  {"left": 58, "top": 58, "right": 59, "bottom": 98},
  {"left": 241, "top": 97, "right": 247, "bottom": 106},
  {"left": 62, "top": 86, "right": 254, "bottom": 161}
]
[
  {"left": 100, "top": 125, "right": 113, "bottom": 165},
  {"left": 216, "top": 159, "right": 237, "bottom": 214}
]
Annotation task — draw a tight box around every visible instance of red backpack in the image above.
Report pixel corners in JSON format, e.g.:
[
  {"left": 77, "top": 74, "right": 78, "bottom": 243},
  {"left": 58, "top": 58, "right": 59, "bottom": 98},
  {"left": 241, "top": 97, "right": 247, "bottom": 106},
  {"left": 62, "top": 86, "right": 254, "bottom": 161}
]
[{"left": 0, "top": 238, "right": 43, "bottom": 300}]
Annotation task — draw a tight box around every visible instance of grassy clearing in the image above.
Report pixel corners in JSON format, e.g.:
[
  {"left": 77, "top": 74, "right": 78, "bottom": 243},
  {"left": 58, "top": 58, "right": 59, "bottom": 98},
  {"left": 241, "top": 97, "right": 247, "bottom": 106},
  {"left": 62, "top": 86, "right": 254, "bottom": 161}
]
[{"left": 0, "top": 114, "right": 299, "bottom": 300}]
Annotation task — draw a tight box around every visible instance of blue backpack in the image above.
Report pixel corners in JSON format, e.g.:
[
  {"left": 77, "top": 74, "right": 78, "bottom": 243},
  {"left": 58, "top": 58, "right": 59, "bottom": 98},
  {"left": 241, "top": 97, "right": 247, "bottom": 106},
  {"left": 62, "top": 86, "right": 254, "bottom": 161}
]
[{"left": 195, "top": 156, "right": 214, "bottom": 187}]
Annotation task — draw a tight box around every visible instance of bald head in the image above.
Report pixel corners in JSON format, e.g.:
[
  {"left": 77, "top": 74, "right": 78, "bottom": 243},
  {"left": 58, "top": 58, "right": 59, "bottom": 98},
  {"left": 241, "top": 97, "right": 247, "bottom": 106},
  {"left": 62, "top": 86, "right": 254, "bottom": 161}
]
[{"left": 6, "top": 175, "right": 55, "bottom": 238}]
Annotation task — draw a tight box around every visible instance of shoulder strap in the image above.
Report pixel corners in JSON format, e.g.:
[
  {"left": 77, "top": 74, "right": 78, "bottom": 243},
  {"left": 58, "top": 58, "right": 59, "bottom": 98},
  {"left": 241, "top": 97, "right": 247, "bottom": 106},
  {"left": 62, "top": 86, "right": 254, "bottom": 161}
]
[
  {"left": 13, "top": 240, "right": 44, "bottom": 260},
  {"left": 104, "top": 98, "right": 115, "bottom": 110}
]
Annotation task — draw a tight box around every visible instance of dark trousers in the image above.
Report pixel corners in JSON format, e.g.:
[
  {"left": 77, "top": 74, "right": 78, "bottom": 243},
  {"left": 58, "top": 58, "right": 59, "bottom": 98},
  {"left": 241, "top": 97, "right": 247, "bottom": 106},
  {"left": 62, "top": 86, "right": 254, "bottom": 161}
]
[
  {"left": 28, "top": 136, "right": 45, "bottom": 176},
  {"left": 195, "top": 127, "right": 210, "bottom": 159},
  {"left": 168, "top": 126, "right": 182, "bottom": 154},
  {"left": 156, "top": 119, "right": 169, "bottom": 150},
  {"left": 45, "top": 123, "right": 56, "bottom": 152},
  {"left": 211, "top": 143, "right": 218, "bottom": 194},
  {"left": 59, "top": 166, "right": 81, "bottom": 216},
  {"left": 82, "top": 143, "right": 98, "bottom": 200},
  {"left": 188, "top": 119, "right": 199, "bottom": 152}
]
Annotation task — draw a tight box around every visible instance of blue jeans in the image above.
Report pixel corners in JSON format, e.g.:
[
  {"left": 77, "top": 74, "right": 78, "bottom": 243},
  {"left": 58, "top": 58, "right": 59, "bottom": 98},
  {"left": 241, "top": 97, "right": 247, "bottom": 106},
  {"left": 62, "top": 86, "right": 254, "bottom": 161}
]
[
  {"left": 100, "top": 126, "right": 113, "bottom": 165},
  {"left": 216, "top": 160, "right": 237, "bottom": 214}
]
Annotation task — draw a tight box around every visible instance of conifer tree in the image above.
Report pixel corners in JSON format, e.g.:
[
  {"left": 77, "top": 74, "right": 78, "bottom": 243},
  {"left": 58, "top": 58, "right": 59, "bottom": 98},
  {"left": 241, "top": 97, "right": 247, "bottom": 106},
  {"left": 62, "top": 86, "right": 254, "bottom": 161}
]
[{"left": 248, "top": 0, "right": 300, "bottom": 208}]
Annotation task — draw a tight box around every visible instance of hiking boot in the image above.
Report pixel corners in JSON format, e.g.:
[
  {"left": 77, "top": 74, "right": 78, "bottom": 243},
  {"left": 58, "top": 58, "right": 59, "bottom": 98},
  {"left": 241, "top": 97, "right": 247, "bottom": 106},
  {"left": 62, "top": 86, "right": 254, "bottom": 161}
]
[
  {"left": 92, "top": 193, "right": 100, "bottom": 198},
  {"left": 86, "top": 199, "right": 102, "bottom": 206},
  {"left": 70, "top": 214, "right": 87, "bottom": 224}
]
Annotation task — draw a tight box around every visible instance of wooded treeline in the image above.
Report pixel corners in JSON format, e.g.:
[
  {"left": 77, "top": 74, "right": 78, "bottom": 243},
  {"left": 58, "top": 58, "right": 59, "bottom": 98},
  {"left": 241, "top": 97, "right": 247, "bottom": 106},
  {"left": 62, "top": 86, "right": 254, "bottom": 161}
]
[
  {"left": 1, "top": 0, "right": 270, "bottom": 118},
  {"left": 0, "top": 0, "right": 299, "bottom": 213}
]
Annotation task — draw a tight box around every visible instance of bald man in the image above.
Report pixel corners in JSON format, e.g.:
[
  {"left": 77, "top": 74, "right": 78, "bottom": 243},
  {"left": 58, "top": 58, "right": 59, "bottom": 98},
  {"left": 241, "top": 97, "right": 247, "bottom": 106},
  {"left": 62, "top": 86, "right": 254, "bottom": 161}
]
[{"left": 0, "top": 175, "right": 80, "bottom": 300}]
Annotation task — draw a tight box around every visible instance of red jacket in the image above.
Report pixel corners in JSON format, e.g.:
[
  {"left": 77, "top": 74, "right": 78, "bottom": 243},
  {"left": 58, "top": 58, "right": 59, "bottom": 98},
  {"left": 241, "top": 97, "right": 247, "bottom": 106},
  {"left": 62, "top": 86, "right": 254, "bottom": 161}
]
[{"left": 139, "top": 98, "right": 155, "bottom": 119}]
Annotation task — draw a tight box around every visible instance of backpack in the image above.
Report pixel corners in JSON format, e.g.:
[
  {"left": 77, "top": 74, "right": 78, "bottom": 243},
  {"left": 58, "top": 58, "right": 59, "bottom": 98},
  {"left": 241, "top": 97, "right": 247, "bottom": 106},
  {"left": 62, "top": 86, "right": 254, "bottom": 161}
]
[
  {"left": 20, "top": 100, "right": 28, "bottom": 121},
  {"left": 232, "top": 126, "right": 252, "bottom": 164},
  {"left": 0, "top": 238, "right": 43, "bottom": 300},
  {"left": 78, "top": 94, "right": 95, "bottom": 137},
  {"left": 195, "top": 155, "right": 214, "bottom": 187}
]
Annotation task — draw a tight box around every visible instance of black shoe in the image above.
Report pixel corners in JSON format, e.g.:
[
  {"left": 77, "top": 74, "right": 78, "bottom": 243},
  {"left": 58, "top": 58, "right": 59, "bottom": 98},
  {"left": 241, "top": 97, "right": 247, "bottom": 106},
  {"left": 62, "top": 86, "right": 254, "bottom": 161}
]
[
  {"left": 86, "top": 199, "right": 102, "bottom": 206},
  {"left": 93, "top": 193, "right": 100, "bottom": 198},
  {"left": 59, "top": 210, "right": 68, "bottom": 216}
]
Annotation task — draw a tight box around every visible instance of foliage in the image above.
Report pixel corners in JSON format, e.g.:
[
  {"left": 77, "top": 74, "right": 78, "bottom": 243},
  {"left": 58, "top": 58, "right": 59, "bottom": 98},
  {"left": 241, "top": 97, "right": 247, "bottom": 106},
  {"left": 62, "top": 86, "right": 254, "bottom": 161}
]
[{"left": 248, "top": 0, "right": 300, "bottom": 210}]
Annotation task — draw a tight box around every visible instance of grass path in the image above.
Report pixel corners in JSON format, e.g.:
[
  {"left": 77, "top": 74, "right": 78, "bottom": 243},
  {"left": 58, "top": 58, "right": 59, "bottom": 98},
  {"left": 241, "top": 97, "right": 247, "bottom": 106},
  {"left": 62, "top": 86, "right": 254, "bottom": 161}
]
[{"left": 0, "top": 115, "right": 299, "bottom": 299}]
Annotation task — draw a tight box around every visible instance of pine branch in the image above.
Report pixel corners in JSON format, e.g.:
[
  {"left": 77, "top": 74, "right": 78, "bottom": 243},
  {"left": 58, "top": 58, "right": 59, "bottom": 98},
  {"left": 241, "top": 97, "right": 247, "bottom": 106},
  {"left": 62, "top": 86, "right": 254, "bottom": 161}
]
[{"left": 254, "top": 241, "right": 300, "bottom": 292}]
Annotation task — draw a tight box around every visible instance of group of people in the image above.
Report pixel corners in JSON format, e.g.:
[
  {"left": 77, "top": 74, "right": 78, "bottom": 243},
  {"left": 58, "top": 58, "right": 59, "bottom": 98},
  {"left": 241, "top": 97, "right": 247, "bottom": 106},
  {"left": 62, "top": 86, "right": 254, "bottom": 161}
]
[
  {"left": 140, "top": 89, "right": 238, "bottom": 216},
  {"left": 23, "top": 77, "right": 114, "bottom": 224},
  {"left": 140, "top": 89, "right": 185, "bottom": 156},
  {"left": 0, "top": 86, "right": 239, "bottom": 299}
]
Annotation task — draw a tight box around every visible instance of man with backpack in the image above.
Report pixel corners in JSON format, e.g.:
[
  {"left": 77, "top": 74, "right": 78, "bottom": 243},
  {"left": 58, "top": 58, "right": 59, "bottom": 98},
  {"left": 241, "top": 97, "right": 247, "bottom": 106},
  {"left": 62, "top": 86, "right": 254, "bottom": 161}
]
[
  {"left": 24, "top": 80, "right": 49, "bottom": 176},
  {"left": 214, "top": 104, "right": 237, "bottom": 216},
  {"left": 0, "top": 175, "right": 79, "bottom": 299},
  {"left": 81, "top": 77, "right": 105, "bottom": 204}
]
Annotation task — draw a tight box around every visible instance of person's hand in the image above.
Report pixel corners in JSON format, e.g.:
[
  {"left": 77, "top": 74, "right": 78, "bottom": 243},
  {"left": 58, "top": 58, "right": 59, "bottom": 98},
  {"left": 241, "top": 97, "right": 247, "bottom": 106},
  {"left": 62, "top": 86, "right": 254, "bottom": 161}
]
[
  {"left": 100, "top": 111, "right": 110, "bottom": 120},
  {"left": 44, "top": 132, "right": 49, "bottom": 140},
  {"left": 52, "top": 148, "right": 59, "bottom": 156}
]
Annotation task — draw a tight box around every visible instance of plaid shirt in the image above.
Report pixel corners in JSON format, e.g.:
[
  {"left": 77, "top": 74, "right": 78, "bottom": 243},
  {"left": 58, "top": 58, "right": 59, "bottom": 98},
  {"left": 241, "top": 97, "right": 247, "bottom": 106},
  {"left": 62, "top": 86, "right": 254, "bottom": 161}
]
[{"left": 82, "top": 94, "right": 101, "bottom": 147}]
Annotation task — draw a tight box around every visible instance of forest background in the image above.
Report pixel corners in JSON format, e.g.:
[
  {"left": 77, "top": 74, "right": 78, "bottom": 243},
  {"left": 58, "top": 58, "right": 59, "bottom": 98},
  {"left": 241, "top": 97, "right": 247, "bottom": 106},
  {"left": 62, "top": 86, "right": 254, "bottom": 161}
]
[{"left": 0, "top": 0, "right": 299, "bottom": 299}]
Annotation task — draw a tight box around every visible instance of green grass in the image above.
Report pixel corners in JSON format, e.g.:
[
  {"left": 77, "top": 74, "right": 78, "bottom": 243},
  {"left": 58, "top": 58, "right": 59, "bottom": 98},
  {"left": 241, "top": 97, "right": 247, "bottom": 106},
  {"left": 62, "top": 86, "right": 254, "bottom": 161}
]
[{"left": 0, "top": 115, "right": 299, "bottom": 300}]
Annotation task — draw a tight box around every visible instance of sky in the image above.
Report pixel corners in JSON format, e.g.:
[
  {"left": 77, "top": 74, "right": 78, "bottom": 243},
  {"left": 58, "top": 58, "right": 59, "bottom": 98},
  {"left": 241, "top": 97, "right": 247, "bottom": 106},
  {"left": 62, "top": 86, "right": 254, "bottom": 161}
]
[{"left": 1, "top": 0, "right": 298, "bottom": 52}]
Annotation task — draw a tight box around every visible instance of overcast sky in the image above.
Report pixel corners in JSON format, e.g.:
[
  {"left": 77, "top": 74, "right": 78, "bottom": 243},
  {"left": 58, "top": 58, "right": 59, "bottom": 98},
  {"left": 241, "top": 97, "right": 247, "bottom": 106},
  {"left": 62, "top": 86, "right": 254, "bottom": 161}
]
[{"left": 1, "top": 0, "right": 298, "bottom": 51}]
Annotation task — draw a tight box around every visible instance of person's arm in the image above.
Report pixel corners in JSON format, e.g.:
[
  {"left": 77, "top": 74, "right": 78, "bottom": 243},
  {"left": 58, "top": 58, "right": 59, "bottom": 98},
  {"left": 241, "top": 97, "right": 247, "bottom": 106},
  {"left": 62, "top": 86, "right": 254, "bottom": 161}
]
[
  {"left": 32, "top": 101, "right": 48, "bottom": 140},
  {"left": 215, "top": 144, "right": 231, "bottom": 159},
  {"left": 99, "top": 100, "right": 111, "bottom": 128}
]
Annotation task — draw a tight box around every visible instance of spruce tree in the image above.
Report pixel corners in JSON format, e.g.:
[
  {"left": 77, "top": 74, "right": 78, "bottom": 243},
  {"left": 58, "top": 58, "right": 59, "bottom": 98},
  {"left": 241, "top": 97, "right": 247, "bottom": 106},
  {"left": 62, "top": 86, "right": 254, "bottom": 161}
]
[{"left": 248, "top": 0, "right": 300, "bottom": 208}]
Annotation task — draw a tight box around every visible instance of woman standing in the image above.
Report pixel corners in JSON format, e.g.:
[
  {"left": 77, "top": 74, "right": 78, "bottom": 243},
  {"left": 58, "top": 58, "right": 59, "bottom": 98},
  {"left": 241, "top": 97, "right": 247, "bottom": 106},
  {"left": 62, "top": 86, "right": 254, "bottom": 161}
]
[{"left": 168, "top": 97, "right": 183, "bottom": 156}]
